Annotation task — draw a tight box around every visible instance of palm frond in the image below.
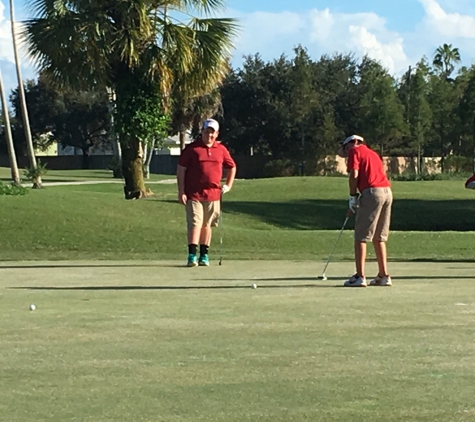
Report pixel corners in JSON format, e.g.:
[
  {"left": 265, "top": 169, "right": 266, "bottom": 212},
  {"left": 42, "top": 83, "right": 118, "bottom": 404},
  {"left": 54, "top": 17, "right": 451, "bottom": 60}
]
[
  {"left": 24, "top": 0, "right": 239, "bottom": 107},
  {"left": 169, "top": 0, "right": 227, "bottom": 15}
]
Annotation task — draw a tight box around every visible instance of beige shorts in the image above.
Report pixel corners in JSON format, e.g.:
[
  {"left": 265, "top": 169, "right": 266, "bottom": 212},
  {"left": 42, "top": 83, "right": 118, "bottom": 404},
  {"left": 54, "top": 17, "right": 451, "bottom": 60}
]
[
  {"left": 355, "top": 187, "right": 393, "bottom": 242},
  {"left": 186, "top": 200, "right": 221, "bottom": 229}
]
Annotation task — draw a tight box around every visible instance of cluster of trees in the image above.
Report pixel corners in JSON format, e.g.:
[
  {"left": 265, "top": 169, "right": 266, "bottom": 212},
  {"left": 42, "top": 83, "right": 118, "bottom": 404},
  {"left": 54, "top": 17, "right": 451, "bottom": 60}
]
[
  {"left": 1, "top": 0, "right": 237, "bottom": 198},
  {"left": 8, "top": 77, "right": 111, "bottom": 169},
  {"left": 1, "top": 0, "right": 475, "bottom": 192},
  {"left": 220, "top": 44, "right": 475, "bottom": 175}
]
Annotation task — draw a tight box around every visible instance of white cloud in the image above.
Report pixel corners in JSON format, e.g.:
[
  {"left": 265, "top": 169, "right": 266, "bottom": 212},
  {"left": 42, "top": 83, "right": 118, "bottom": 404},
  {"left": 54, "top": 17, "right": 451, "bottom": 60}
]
[
  {"left": 1, "top": 0, "right": 474, "bottom": 97},
  {"left": 0, "top": 1, "right": 15, "bottom": 63},
  {"left": 229, "top": 0, "right": 475, "bottom": 76},
  {"left": 0, "top": 1, "right": 37, "bottom": 96},
  {"left": 309, "top": 9, "right": 408, "bottom": 74},
  {"left": 419, "top": 0, "right": 475, "bottom": 38},
  {"left": 232, "top": 10, "right": 305, "bottom": 60},
  {"left": 348, "top": 26, "right": 407, "bottom": 74},
  {"left": 408, "top": 0, "right": 475, "bottom": 66},
  {"left": 230, "top": 6, "right": 409, "bottom": 75}
]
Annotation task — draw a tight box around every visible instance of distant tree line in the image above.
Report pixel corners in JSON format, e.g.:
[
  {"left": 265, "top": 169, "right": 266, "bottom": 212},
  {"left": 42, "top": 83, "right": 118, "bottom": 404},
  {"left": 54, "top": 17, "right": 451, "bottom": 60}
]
[
  {"left": 220, "top": 44, "right": 475, "bottom": 175},
  {"left": 2, "top": 43, "right": 475, "bottom": 177}
]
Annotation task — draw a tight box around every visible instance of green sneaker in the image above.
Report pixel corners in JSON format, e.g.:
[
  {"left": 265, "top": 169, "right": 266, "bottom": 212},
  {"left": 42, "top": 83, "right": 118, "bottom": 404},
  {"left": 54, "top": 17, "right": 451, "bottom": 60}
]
[
  {"left": 187, "top": 254, "right": 198, "bottom": 267},
  {"left": 198, "top": 254, "right": 210, "bottom": 266}
]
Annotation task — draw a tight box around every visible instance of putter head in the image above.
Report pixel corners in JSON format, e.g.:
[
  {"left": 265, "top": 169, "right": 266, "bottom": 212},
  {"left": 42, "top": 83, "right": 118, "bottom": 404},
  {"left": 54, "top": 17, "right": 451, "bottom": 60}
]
[
  {"left": 219, "top": 258, "right": 222, "bottom": 265},
  {"left": 319, "top": 274, "right": 327, "bottom": 281}
]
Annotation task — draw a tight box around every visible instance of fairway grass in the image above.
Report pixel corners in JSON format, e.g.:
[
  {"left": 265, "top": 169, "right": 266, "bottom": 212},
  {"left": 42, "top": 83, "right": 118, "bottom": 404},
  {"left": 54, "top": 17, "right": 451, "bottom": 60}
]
[
  {"left": 1, "top": 261, "right": 475, "bottom": 421},
  {"left": 0, "top": 174, "right": 475, "bottom": 262}
]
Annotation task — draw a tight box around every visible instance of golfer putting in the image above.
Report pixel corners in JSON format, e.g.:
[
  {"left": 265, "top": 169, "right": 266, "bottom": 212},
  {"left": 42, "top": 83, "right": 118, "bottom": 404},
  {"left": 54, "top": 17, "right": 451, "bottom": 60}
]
[
  {"left": 177, "top": 119, "right": 236, "bottom": 267},
  {"left": 338, "top": 135, "right": 393, "bottom": 287}
]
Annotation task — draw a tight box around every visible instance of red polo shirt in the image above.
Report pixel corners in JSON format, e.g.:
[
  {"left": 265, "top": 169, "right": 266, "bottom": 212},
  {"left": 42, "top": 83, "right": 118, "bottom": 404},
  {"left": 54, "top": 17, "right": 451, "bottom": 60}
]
[
  {"left": 347, "top": 145, "right": 390, "bottom": 193},
  {"left": 178, "top": 138, "right": 236, "bottom": 201}
]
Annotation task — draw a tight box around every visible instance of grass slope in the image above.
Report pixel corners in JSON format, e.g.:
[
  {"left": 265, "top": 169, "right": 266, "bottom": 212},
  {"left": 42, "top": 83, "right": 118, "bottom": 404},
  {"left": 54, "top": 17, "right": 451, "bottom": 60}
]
[{"left": 0, "top": 173, "right": 474, "bottom": 261}]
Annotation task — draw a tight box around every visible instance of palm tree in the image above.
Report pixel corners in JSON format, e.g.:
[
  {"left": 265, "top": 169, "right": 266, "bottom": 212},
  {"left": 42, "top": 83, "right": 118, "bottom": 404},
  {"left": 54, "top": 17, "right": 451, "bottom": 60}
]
[
  {"left": 433, "top": 44, "right": 461, "bottom": 80},
  {"left": 171, "top": 88, "right": 224, "bottom": 150},
  {"left": 0, "top": 68, "right": 21, "bottom": 185},
  {"left": 23, "top": 0, "right": 238, "bottom": 198},
  {"left": 10, "top": 0, "right": 42, "bottom": 188}
]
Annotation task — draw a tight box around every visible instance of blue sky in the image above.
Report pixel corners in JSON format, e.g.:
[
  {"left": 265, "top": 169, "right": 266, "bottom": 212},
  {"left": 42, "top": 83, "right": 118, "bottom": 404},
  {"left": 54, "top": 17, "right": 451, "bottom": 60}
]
[
  {"left": 228, "top": 0, "right": 426, "bottom": 31},
  {"left": 223, "top": 0, "right": 475, "bottom": 74},
  {"left": 1, "top": 0, "right": 475, "bottom": 95}
]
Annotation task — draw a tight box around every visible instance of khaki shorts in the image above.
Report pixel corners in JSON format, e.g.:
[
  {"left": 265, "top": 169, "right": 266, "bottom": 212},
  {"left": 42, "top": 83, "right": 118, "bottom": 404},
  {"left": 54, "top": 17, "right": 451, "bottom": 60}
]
[
  {"left": 355, "top": 187, "right": 393, "bottom": 242},
  {"left": 186, "top": 200, "right": 221, "bottom": 229}
]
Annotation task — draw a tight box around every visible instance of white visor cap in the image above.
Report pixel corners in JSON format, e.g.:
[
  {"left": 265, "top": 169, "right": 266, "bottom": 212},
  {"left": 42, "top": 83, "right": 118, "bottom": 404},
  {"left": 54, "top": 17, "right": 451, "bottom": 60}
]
[
  {"left": 341, "top": 134, "right": 364, "bottom": 146},
  {"left": 203, "top": 119, "right": 220, "bottom": 132}
]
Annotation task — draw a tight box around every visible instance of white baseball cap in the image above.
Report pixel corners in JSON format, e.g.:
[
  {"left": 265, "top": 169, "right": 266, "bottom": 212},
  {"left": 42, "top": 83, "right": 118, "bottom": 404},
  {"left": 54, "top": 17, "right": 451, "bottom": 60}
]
[
  {"left": 341, "top": 134, "right": 364, "bottom": 146},
  {"left": 203, "top": 119, "right": 220, "bottom": 132}
]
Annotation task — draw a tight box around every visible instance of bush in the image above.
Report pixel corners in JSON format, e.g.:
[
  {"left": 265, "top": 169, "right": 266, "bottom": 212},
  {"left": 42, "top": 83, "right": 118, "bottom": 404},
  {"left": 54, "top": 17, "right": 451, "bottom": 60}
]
[
  {"left": 313, "top": 157, "right": 342, "bottom": 176},
  {"left": 390, "top": 171, "right": 471, "bottom": 182},
  {"left": 262, "top": 159, "right": 296, "bottom": 178},
  {"left": 0, "top": 182, "right": 28, "bottom": 196},
  {"left": 23, "top": 160, "right": 48, "bottom": 187},
  {"left": 390, "top": 171, "right": 436, "bottom": 181},
  {"left": 443, "top": 155, "right": 473, "bottom": 173}
]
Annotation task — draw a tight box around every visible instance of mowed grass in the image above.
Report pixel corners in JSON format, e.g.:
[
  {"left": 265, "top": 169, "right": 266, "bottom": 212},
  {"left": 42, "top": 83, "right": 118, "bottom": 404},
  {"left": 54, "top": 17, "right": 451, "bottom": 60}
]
[
  {"left": 1, "top": 261, "right": 475, "bottom": 421},
  {"left": 0, "top": 171, "right": 475, "bottom": 261},
  {"left": 0, "top": 167, "right": 173, "bottom": 183},
  {"left": 2, "top": 172, "right": 475, "bottom": 421}
]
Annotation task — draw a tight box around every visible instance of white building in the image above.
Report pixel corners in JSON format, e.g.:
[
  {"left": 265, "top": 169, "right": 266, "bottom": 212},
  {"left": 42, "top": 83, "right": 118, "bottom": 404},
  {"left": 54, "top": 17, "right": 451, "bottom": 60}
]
[{"left": 156, "top": 132, "right": 193, "bottom": 156}]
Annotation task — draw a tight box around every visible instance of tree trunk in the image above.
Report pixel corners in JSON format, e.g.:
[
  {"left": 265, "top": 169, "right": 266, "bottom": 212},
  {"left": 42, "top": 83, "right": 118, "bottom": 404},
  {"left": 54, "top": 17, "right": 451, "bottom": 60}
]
[
  {"left": 81, "top": 147, "right": 90, "bottom": 169},
  {"left": 179, "top": 130, "right": 186, "bottom": 151},
  {"left": 112, "top": 139, "right": 122, "bottom": 161},
  {"left": 417, "top": 140, "right": 422, "bottom": 175},
  {"left": 0, "top": 69, "right": 20, "bottom": 185},
  {"left": 144, "top": 141, "right": 155, "bottom": 179},
  {"left": 107, "top": 87, "right": 122, "bottom": 178},
  {"left": 122, "top": 138, "right": 147, "bottom": 199},
  {"left": 439, "top": 129, "right": 445, "bottom": 172},
  {"left": 10, "top": 0, "right": 42, "bottom": 188},
  {"left": 142, "top": 143, "right": 149, "bottom": 179}
]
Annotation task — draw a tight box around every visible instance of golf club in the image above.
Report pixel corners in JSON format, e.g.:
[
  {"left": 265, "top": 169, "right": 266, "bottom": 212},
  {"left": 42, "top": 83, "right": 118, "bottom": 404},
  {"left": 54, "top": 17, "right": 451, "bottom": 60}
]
[{"left": 318, "top": 215, "right": 349, "bottom": 280}]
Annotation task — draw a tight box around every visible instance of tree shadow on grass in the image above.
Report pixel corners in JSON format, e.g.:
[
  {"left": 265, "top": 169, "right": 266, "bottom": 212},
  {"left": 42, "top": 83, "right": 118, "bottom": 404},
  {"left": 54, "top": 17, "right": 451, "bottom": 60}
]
[
  {"left": 0, "top": 264, "right": 185, "bottom": 270},
  {"left": 197, "top": 275, "right": 471, "bottom": 281},
  {"left": 10, "top": 284, "right": 339, "bottom": 291},
  {"left": 221, "top": 199, "right": 475, "bottom": 231}
]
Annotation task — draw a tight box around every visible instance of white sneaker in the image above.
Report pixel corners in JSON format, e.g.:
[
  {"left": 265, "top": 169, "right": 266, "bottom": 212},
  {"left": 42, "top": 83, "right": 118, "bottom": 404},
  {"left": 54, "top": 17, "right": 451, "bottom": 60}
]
[
  {"left": 369, "top": 275, "right": 392, "bottom": 286},
  {"left": 344, "top": 274, "right": 367, "bottom": 287}
]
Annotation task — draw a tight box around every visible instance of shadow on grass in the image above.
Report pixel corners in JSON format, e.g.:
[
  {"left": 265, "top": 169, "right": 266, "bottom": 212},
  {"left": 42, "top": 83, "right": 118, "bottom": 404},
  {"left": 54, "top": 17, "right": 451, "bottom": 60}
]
[
  {"left": 10, "top": 284, "right": 339, "bottom": 291},
  {"left": 41, "top": 177, "right": 117, "bottom": 183},
  {"left": 33, "top": 172, "right": 117, "bottom": 183},
  {"left": 197, "top": 275, "right": 471, "bottom": 281},
  {"left": 0, "top": 264, "right": 185, "bottom": 269},
  {"left": 218, "top": 199, "right": 475, "bottom": 231}
]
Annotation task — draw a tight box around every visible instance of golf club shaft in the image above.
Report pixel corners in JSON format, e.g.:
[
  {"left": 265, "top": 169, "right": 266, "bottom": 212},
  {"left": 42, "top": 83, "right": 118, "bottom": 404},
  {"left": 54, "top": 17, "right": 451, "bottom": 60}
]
[{"left": 321, "top": 216, "right": 349, "bottom": 276}]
